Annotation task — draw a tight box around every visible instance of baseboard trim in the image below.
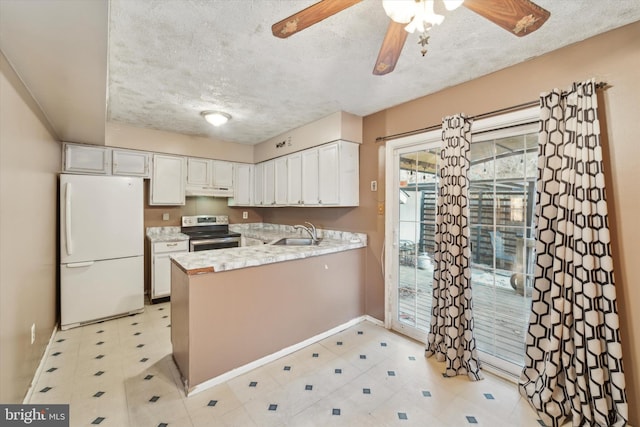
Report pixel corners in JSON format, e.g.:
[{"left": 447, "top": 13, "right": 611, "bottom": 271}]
[
  {"left": 23, "top": 324, "right": 59, "bottom": 404},
  {"left": 186, "top": 315, "right": 372, "bottom": 397}
]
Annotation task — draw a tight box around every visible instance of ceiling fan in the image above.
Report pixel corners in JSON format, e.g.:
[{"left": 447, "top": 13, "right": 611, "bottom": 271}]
[{"left": 272, "top": 0, "right": 550, "bottom": 75}]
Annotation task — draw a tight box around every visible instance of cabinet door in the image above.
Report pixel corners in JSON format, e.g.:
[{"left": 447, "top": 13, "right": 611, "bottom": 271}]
[
  {"left": 287, "top": 153, "right": 302, "bottom": 205},
  {"left": 337, "top": 141, "right": 360, "bottom": 206},
  {"left": 263, "top": 160, "right": 276, "bottom": 206},
  {"left": 212, "top": 161, "right": 234, "bottom": 188},
  {"left": 318, "top": 143, "right": 340, "bottom": 205},
  {"left": 232, "top": 163, "right": 252, "bottom": 206},
  {"left": 274, "top": 157, "right": 288, "bottom": 205},
  {"left": 301, "top": 149, "right": 319, "bottom": 205},
  {"left": 112, "top": 149, "right": 149, "bottom": 177},
  {"left": 152, "top": 252, "right": 172, "bottom": 299},
  {"left": 253, "top": 163, "right": 264, "bottom": 206},
  {"left": 150, "top": 154, "right": 186, "bottom": 205},
  {"left": 186, "top": 158, "right": 212, "bottom": 185},
  {"left": 64, "top": 143, "right": 110, "bottom": 174}
]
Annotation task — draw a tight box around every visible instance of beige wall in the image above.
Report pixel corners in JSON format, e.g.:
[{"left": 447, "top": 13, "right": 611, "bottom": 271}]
[
  {"left": 0, "top": 52, "right": 60, "bottom": 403},
  {"left": 260, "top": 22, "right": 640, "bottom": 424},
  {"left": 254, "top": 111, "right": 363, "bottom": 163},
  {"left": 106, "top": 121, "right": 254, "bottom": 163},
  {"left": 171, "top": 248, "right": 365, "bottom": 390}
]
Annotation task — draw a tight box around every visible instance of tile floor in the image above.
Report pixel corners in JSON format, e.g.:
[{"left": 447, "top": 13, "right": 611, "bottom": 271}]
[{"left": 28, "top": 302, "right": 547, "bottom": 426}]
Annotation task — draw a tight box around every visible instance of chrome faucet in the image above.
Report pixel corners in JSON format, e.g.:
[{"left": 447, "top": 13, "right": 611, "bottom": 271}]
[{"left": 294, "top": 222, "right": 318, "bottom": 243}]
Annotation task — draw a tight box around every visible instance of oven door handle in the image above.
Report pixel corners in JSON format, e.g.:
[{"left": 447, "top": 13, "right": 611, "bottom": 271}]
[{"left": 190, "top": 237, "right": 240, "bottom": 247}]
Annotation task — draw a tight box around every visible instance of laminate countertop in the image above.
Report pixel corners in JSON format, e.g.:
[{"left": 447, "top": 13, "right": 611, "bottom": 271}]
[
  {"left": 170, "top": 223, "right": 366, "bottom": 275},
  {"left": 146, "top": 226, "right": 189, "bottom": 243}
]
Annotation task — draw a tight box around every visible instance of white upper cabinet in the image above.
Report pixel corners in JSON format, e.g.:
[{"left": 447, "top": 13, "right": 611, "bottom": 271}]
[
  {"left": 212, "top": 160, "right": 233, "bottom": 188},
  {"left": 230, "top": 163, "right": 253, "bottom": 206},
  {"left": 248, "top": 140, "right": 359, "bottom": 208},
  {"left": 253, "top": 162, "right": 264, "bottom": 206},
  {"left": 63, "top": 143, "right": 110, "bottom": 174},
  {"left": 301, "top": 149, "right": 320, "bottom": 205},
  {"left": 318, "top": 143, "right": 340, "bottom": 205},
  {"left": 112, "top": 149, "right": 150, "bottom": 177},
  {"left": 274, "top": 157, "right": 288, "bottom": 206},
  {"left": 185, "top": 158, "right": 234, "bottom": 197},
  {"left": 186, "top": 158, "right": 211, "bottom": 186},
  {"left": 335, "top": 140, "right": 359, "bottom": 206},
  {"left": 287, "top": 153, "right": 302, "bottom": 205},
  {"left": 262, "top": 160, "right": 276, "bottom": 206},
  {"left": 150, "top": 154, "right": 186, "bottom": 205}
]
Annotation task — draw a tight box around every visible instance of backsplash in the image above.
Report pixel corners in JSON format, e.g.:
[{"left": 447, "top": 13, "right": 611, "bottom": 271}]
[{"left": 229, "top": 223, "right": 367, "bottom": 245}]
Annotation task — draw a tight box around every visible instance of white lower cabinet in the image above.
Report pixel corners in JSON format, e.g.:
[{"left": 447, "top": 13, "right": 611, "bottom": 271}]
[{"left": 150, "top": 240, "right": 188, "bottom": 301}]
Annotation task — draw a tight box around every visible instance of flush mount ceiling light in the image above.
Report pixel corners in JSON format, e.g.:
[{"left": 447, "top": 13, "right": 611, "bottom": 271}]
[{"left": 201, "top": 111, "right": 231, "bottom": 127}]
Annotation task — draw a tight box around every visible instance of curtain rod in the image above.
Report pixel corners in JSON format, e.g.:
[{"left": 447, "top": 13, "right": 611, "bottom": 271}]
[{"left": 375, "top": 81, "right": 608, "bottom": 143}]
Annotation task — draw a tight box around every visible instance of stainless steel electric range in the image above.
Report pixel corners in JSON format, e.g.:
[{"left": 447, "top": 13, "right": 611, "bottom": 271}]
[{"left": 181, "top": 215, "right": 241, "bottom": 252}]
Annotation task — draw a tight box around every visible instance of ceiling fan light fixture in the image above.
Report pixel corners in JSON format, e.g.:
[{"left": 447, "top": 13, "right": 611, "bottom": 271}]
[
  {"left": 404, "top": 0, "right": 444, "bottom": 34},
  {"left": 201, "top": 111, "right": 231, "bottom": 127},
  {"left": 382, "top": 0, "right": 416, "bottom": 24},
  {"left": 443, "top": 0, "right": 465, "bottom": 11}
]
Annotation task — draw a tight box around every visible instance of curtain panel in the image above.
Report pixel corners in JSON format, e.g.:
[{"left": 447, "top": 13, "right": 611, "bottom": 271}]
[
  {"left": 425, "top": 114, "right": 483, "bottom": 381},
  {"left": 519, "top": 80, "right": 628, "bottom": 427}
]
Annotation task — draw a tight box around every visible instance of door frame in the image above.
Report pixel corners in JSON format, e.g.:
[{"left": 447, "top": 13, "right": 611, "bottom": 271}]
[
  {"left": 384, "top": 130, "right": 441, "bottom": 341},
  {"left": 383, "top": 106, "right": 540, "bottom": 351}
]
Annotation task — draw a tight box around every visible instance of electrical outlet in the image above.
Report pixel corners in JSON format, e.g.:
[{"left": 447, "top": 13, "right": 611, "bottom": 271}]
[
  {"left": 370, "top": 180, "right": 377, "bottom": 192},
  {"left": 31, "top": 323, "right": 35, "bottom": 345},
  {"left": 162, "top": 213, "right": 170, "bottom": 221},
  {"left": 242, "top": 211, "right": 248, "bottom": 219}
]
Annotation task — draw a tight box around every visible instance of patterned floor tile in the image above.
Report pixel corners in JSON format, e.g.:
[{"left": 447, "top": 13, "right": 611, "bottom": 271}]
[{"left": 26, "top": 301, "right": 544, "bottom": 427}]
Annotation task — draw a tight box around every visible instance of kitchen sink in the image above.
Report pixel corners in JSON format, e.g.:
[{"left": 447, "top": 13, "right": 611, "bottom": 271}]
[{"left": 271, "top": 237, "right": 322, "bottom": 246}]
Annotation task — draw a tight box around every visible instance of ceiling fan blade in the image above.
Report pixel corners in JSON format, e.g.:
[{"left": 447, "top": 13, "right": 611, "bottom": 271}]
[
  {"left": 373, "top": 21, "right": 408, "bottom": 76},
  {"left": 463, "top": 0, "right": 550, "bottom": 37},
  {"left": 272, "top": 0, "right": 362, "bottom": 38}
]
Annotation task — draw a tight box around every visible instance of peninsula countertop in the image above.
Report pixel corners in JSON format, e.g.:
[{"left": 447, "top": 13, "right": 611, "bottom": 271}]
[{"left": 170, "top": 223, "right": 367, "bottom": 275}]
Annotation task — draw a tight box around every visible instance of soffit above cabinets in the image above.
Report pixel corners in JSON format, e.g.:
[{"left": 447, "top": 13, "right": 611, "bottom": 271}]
[{"left": 0, "top": 0, "right": 108, "bottom": 145}]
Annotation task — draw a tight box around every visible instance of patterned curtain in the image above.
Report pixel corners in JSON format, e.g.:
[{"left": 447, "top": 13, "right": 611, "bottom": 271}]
[
  {"left": 425, "top": 114, "right": 483, "bottom": 381},
  {"left": 519, "top": 80, "right": 629, "bottom": 427}
]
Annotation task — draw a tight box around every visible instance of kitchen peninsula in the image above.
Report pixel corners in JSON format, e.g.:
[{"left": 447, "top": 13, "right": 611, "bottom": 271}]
[{"left": 170, "top": 224, "right": 367, "bottom": 394}]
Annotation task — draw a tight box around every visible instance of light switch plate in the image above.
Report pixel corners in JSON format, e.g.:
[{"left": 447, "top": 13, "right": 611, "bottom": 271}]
[
  {"left": 162, "top": 213, "right": 170, "bottom": 221},
  {"left": 370, "top": 180, "right": 377, "bottom": 192}
]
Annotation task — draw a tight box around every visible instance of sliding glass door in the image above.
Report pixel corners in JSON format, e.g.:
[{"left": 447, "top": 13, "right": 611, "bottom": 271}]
[
  {"left": 385, "top": 108, "right": 539, "bottom": 376},
  {"left": 468, "top": 131, "right": 537, "bottom": 375},
  {"left": 386, "top": 132, "right": 441, "bottom": 342}
]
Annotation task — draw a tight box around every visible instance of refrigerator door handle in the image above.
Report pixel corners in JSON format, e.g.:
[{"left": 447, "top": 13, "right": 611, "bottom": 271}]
[
  {"left": 65, "top": 182, "right": 73, "bottom": 255},
  {"left": 66, "top": 261, "right": 95, "bottom": 268}
]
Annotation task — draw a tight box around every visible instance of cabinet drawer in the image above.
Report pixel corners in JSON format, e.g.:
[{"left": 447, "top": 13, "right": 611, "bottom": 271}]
[{"left": 153, "top": 241, "right": 188, "bottom": 253}]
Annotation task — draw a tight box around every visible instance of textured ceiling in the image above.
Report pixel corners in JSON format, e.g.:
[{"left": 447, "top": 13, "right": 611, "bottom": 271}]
[
  {"left": 3, "top": 1, "right": 640, "bottom": 147},
  {"left": 107, "top": 0, "right": 640, "bottom": 145}
]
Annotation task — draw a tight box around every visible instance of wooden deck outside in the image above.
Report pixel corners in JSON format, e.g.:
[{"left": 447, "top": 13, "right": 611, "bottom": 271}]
[{"left": 397, "top": 262, "right": 533, "bottom": 366}]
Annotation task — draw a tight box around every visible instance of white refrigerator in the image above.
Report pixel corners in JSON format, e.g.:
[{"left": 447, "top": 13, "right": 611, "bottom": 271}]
[{"left": 60, "top": 174, "right": 144, "bottom": 329}]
